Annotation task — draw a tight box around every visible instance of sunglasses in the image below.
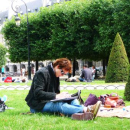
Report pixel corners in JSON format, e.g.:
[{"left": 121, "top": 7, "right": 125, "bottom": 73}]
[{"left": 61, "top": 69, "right": 65, "bottom": 75}]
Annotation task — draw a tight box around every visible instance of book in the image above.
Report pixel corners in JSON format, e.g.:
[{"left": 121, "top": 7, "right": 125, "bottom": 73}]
[{"left": 50, "top": 90, "right": 81, "bottom": 102}]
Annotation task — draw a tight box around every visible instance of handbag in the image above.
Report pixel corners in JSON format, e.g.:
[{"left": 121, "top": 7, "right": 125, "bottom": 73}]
[{"left": 84, "top": 94, "right": 99, "bottom": 107}]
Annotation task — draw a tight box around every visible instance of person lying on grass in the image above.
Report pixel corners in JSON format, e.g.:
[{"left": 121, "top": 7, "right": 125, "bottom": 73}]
[{"left": 25, "top": 58, "right": 101, "bottom": 120}]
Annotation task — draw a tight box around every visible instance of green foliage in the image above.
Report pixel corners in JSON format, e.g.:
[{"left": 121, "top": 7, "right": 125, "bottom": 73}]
[
  {"left": 113, "top": 0, "right": 130, "bottom": 57},
  {"left": 2, "top": 0, "right": 130, "bottom": 62},
  {"left": 92, "top": 0, "right": 116, "bottom": 59},
  {"left": 105, "top": 33, "right": 129, "bottom": 83},
  {"left": 1, "top": 17, "right": 28, "bottom": 62},
  {"left": 0, "top": 43, "right": 7, "bottom": 67},
  {"left": 124, "top": 67, "right": 130, "bottom": 101}
]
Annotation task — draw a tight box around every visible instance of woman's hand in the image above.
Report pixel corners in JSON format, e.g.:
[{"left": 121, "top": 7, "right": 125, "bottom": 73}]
[{"left": 56, "top": 92, "right": 71, "bottom": 99}]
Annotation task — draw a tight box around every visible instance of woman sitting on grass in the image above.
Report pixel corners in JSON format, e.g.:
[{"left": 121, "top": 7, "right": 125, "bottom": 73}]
[{"left": 25, "top": 58, "right": 101, "bottom": 120}]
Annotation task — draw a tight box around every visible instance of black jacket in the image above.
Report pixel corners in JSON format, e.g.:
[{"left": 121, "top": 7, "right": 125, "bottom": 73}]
[{"left": 25, "top": 64, "right": 60, "bottom": 111}]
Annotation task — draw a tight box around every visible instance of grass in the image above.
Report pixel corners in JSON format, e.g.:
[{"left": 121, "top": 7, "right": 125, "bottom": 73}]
[
  {"left": 0, "top": 89, "right": 130, "bottom": 130},
  {"left": 0, "top": 79, "right": 126, "bottom": 86},
  {"left": 60, "top": 80, "right": 126, "bottom": 85}
]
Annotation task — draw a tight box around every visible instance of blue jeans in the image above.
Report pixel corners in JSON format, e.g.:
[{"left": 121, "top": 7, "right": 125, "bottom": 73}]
[
  {"left": 79, "top": 77, "right": 85, "bottom": 82},
  {"left": 92, "top": 75, "right": 95, "bottom": 81},
  {"left": 30, "top": 99, "right": 84, "bottom": 116}
]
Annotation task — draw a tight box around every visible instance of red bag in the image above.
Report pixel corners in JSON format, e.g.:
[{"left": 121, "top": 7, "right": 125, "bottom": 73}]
[{"left": 4, "top": 77, "right": 12, "bottom": 83}]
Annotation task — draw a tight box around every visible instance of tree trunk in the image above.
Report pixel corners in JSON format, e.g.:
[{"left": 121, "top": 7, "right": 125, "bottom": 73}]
[
  {"left": 68, "top": 59, "right": 72, "bottom": 78},
  {"left": 73, "top": 58, "right": 76, "bottom": 76},
  {"left": 103, "top": 59, "right": 108, "bottom": 76},
  {"left": 36, "top": 60, "right": 38, "bottom": 71},
  {"left": 103, "top": 60, "right": 106, "bottom": 76}
]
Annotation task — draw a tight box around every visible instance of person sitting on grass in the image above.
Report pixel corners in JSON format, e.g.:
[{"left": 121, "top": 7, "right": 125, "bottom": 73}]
[
  {"left": 25, "top": 58, "right": 101, "bottom": 120},
  {"left": 79, "top": 64, "right": 92, "bottom": 82}
]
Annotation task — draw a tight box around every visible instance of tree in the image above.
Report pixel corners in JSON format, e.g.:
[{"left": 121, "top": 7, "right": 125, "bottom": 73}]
[
  {"left": 0, "top": 43, "right": 7, "bottom": 68},
  {"left": 105, "top": 33, "right": 129, "bottom": 83},
  {"left": 113, "top": 0, "right": 130, "bottom": 57},
  {"left": 124, "top": 67, "right": 130, "bottom": 101},
  {"left": 92, "top": 0, "right": 116, "bottom": 60},
  {"left": 2, "top": 0, "right": 130, "bottom": 63}
]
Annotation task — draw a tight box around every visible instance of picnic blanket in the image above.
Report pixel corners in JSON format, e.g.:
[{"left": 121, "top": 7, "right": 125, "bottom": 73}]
[{"left": 97, "top": 106, "right": 130, "bottom": 118}]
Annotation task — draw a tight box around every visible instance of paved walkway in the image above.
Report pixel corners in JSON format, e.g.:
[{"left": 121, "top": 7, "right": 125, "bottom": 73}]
[{"left": 0, "top": 84, "right": 125, "bottom": 90}]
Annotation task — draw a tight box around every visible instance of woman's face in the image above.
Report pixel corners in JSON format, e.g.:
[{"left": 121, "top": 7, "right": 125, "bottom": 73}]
[{"left": 54, "top": 65, "right": 69, "bottom": 77}]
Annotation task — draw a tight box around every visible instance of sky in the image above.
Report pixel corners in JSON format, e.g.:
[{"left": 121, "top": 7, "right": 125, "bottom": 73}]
[
  {"left": 0, "top": 0, "right": 11, "bottom": 11},
  {"left": 0, "top": 0, "right": 38, "bottom": 20},
  {"left": 0, "top": 0, "right": 36, "bottom": 12}
]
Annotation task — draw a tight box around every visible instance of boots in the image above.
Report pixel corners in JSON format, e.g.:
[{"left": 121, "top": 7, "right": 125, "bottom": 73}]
[{"left": 71, "top": 101, "right": 101, "bottom": 120}]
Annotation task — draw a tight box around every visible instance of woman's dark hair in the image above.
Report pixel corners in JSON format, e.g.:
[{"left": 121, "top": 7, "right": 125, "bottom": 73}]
[{"left": 92, "top": 65, "right": 95, "bottom": 69}]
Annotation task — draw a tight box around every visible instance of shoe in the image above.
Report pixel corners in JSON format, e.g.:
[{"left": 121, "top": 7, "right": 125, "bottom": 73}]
[
  {"left": 71, "top": 90, "right": 84, "bottom": 105},
  {"left": 87, "top": 101, "right": 101, "bottom": 119},
  {"left": 71, "top": 90, "right": 81, "bottom": 97},
  {"left": 71, "top": 112, "right": 93, "bottom": 121}
]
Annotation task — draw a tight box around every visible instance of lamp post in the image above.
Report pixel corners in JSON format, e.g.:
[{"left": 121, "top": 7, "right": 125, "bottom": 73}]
[
  {"left": 11, "top": 0, "right": 31, "bottom": 80},
  {"left": 8, "top": 61, "right": 10, "bottom": 72}
]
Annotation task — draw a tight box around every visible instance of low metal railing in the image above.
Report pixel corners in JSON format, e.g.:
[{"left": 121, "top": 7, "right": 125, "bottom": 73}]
[{"left": 0, "top": 85, "right": 125, "bottom": 90}]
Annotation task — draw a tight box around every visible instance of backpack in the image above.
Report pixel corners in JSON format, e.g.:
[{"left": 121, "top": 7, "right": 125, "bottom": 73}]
[{"left": 0, "top": 98, "right": 8, "bottom": 112}]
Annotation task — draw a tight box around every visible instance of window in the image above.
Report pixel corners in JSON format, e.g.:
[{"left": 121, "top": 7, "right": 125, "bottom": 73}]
[{"left": 35, "top": 8, "right": 38, "bottom": 12}]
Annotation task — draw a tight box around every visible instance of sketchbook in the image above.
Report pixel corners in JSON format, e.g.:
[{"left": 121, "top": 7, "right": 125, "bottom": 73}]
[{"left": 50, "top": 90, "right": 81, "bottom": 102}]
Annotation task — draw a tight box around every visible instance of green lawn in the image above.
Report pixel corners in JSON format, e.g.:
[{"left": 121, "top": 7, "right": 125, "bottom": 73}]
[
  {"left": 0, "top": 79, "right": 126, "bottom": 86},
  {"left": 0, "top": 89, "right": 130, "bottom": 130},
  {"left": 60, "top": 80, "right": 126, "bottom": 85}
]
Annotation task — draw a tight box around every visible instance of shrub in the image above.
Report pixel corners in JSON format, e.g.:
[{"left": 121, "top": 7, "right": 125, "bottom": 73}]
[
  {"left": 124, "top": 67, "right": 130, "bottom": 101},
  {"left": 105, "top": 33, "right": 129, "bottom": 83},
  {"left": 0, "top": 43, "right": 7, "bottom": 67}
]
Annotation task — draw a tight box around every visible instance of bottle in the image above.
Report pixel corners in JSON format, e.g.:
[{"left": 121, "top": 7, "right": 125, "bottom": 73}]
[{"left": 123, "top": 107, "right": 126, "bottom": 111}]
